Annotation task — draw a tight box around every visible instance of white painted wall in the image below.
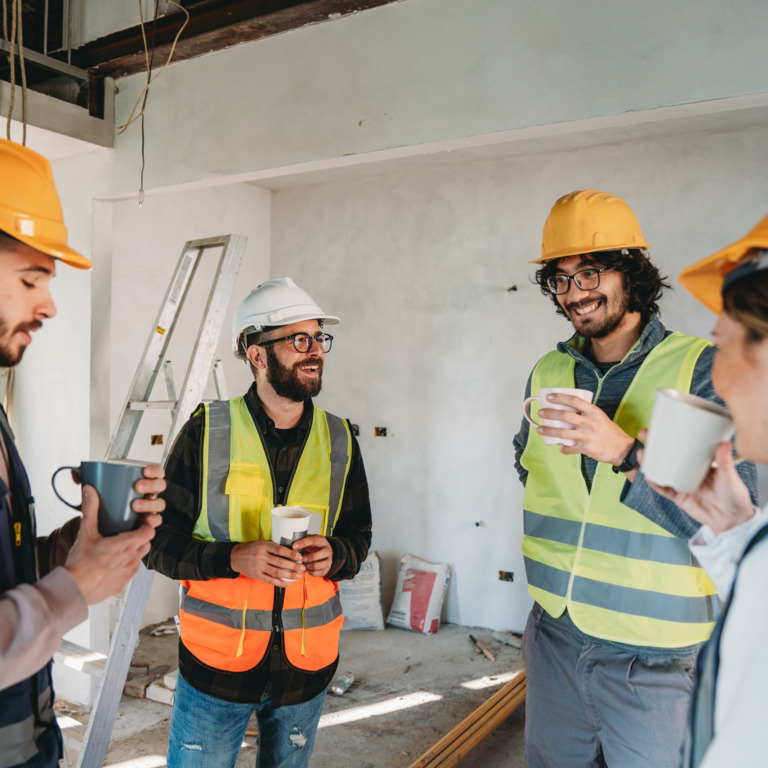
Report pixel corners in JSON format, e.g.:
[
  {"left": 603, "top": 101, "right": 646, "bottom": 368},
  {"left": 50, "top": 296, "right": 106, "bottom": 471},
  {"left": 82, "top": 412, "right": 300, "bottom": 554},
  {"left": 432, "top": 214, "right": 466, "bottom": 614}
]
[{"left": 270, "top": 124, "right": 768, "bottom": 631}]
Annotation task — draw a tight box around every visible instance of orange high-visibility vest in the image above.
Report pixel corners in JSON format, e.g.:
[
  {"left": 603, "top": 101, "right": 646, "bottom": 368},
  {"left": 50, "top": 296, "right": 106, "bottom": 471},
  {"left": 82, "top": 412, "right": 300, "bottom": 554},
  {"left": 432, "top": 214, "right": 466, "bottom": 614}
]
[{"left": 178, "top": 398, "right": 353, "bottom": 673}]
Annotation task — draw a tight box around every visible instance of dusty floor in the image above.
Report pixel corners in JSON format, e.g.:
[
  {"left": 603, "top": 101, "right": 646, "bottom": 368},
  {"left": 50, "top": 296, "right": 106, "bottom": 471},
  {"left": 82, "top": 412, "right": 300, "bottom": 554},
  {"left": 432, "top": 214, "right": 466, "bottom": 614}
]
[{"left": 58, "top": 622, "right": 526, "bottom": 767}]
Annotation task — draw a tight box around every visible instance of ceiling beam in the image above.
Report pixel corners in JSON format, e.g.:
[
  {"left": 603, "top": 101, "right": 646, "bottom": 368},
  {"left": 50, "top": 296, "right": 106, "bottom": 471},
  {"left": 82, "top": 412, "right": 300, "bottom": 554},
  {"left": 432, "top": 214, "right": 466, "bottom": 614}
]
[{"left": 66, "top": 0, "right": 400, "bottom": 80}]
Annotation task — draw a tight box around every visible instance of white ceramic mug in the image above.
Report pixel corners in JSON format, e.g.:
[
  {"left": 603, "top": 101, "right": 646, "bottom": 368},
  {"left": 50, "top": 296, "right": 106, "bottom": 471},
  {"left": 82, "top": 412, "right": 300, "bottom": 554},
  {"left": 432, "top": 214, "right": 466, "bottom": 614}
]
[
  {"left": 270, "top": 506, "right": 311, "bottom": 547},
  {"left": 270, "top": 506, "right": 311, "bottom": 582},
  {"left": 523, "top": 387, "right": 594, "bottom": 446},
  {"left": 642, "top": 388, "right": 734, "bottom": 493}
]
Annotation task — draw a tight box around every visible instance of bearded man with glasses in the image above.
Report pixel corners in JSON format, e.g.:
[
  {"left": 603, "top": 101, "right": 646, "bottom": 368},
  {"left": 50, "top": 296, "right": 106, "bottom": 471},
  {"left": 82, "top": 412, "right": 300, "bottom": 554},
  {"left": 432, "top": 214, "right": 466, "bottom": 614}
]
[
  {"left": 146, "top": 277, "right": 371, "bottom": 768},
  {"left": 512, "top": 190, "right": 757, "bottom": 768}
]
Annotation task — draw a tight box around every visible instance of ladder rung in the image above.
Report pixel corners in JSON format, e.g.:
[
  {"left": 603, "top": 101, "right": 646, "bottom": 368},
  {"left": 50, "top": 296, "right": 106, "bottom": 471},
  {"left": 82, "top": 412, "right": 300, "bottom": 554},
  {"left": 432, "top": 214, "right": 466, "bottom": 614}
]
[
  {"left": 54, "top": 640, "right": 107, "bottom": 677},
  {"left": 126, "top": 400, "right": 177, "bottom": 410}
]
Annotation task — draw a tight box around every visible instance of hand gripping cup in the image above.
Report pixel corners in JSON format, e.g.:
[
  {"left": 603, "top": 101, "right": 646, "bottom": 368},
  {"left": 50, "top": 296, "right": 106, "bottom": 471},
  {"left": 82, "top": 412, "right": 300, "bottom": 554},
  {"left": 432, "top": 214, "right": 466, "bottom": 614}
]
[
  {"left": 52, "top": 461, "right": 144, "bottom": 536},
  {"left": 523, "top": 387, "right": 595, "bottom": 446},
  {"left": 270, "top": 506, "right": 311, "bottom": 583}
]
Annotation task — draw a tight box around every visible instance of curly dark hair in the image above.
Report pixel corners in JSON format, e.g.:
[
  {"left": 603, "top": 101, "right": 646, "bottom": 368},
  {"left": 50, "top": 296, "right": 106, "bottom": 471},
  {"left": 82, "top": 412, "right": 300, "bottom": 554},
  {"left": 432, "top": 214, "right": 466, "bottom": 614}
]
[{"left": 534, "top": 249, "right": 670, "bottom": 320}]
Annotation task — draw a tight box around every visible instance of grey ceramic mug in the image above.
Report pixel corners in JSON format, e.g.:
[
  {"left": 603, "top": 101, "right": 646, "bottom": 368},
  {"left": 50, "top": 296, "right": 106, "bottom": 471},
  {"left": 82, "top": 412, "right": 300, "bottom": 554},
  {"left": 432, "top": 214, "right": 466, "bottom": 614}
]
[{"left": 52, "top": 461, "right": 144, "bottom": 536}]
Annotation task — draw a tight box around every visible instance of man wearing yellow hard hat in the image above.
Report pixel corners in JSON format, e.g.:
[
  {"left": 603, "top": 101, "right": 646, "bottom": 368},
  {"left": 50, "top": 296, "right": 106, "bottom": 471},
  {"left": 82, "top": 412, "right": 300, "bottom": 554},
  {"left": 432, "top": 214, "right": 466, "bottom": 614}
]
[
  {"left": 0, "top": 139, "right": 166, "bottom": 768},
  {"left": 638, "top": 215, "right": 768, "bottom": 768},
  {"left": 512, "top": 190, "right": 758, "bottom": 767}
]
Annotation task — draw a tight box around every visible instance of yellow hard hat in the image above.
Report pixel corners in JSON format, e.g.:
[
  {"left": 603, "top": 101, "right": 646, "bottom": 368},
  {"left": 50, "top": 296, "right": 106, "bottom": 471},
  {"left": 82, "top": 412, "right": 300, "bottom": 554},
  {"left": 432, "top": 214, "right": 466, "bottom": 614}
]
[
  {"left": 534, "top": 189, "right": 650, "bottom": 264},
  {"left": 0, "top": 139, "right": 92, "bottom": 269},
  {"left": 679, "top": 213, "right": 768, "bottom": 315}
]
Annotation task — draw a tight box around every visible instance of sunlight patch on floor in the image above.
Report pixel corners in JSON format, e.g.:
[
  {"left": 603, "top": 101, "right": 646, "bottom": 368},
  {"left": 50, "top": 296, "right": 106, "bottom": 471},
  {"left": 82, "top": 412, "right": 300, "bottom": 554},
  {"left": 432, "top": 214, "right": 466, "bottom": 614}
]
[
  {"left": 460, "top": 669, "right": 523, "bottom": 690},
  {"left": 318, "top": 691, "right": 443, "bottom": 727},
  {"left": 105, "top": 757, "right": 167, "bottom": 767}
]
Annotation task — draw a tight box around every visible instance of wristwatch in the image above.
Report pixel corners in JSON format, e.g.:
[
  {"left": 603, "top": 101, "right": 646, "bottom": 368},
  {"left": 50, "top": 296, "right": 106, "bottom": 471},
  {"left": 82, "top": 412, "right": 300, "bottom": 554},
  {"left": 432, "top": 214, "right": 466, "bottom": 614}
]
[{"left": 612, "top": 439, "right": 643, "bottom": 474}]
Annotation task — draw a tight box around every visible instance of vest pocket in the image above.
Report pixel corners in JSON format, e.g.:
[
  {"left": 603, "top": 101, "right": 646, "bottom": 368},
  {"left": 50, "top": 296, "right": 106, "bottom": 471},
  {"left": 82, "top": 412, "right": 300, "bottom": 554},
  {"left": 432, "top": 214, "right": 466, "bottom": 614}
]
[
  {"left": 225, "top": 463, "right": 264, "bottom": 497},
  {"left": 225, "top": 463, "right": 266, "bottom": 541}
]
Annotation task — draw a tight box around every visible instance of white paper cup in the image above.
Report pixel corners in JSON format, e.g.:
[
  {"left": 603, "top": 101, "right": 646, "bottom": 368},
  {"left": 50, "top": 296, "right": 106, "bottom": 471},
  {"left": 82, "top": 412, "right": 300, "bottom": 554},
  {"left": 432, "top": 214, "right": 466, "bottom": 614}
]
[
  {"left": 523, "top": 387, "right": 595, "bottom": 446},
  {"left": 270, "top": 506, "right": 311, "bottom": 547},
  {"left": 642, "top": 388, "right": 734, "bottom": 493}
]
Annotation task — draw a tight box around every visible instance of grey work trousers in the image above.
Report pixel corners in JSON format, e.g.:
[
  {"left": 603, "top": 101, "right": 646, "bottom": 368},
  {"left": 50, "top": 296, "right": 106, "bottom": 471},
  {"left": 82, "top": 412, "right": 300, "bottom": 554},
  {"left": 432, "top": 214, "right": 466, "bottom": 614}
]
[{"left": 522, "top": 603, "right": 696, "bottom": 768}]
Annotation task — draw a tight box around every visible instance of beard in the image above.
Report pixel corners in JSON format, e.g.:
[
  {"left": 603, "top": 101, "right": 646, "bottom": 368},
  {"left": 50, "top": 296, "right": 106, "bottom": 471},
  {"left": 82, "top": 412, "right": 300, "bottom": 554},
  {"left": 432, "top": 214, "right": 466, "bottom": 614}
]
[
  {"left": 265, "top": 345, "right": 323, "bottom": 402},
  {"left": 0, "top": 317, "right": 39, "bottom": 367},
  {"left": 565, "top": 289, "right": 630, "bottom": 339}
]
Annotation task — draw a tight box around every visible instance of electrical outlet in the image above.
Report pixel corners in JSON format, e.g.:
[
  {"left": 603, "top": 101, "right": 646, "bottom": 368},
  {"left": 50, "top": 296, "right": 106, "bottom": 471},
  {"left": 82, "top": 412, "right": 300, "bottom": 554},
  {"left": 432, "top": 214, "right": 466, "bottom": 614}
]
[
  {"left": 498, "top": 571, "right": 514, "bottom": 582},
  {"left": 350, "top": 423, "right": 360, "bottom": 436}
]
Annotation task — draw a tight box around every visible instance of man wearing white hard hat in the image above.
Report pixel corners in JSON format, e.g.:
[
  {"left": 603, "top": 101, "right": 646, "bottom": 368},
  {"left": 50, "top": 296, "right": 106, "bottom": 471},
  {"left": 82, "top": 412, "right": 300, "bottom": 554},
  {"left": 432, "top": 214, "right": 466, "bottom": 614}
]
[
  {"left": 0, "top": 139, "right": 166, "bottom": 768},
  {"left": 147, "top": 277, "right": 372, "bottom": 768},
  {"left": 513, "top": 190, "right": 757, "bottom": 768}
]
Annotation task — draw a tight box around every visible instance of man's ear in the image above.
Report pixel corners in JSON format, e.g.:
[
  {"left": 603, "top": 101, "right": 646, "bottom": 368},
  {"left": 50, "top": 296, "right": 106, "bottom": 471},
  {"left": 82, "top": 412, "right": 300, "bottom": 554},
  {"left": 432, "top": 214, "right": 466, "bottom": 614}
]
[{"left": 246, "top": 344, "right": 268, "bottom": 370}]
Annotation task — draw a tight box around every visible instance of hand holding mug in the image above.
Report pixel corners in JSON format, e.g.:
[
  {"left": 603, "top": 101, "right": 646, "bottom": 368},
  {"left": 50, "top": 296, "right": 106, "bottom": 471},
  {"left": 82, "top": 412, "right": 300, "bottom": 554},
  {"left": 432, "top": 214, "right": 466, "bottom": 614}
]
[
  {"left": 64, "top": 464, "right": 165, "bottom": 604},
  {"left": 638, "top": 430, "right": 755, "bottom": 535}
]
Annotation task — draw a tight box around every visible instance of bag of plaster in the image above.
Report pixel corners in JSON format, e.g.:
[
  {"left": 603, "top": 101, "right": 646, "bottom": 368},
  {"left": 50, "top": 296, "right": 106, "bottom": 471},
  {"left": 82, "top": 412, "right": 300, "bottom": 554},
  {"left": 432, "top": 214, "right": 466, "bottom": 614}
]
[
  {"left": 387, "top": 553, "right": 451, "bottom": 635},
  {"left": 339, "top": 551, "right": 385, "bottom": 631}
]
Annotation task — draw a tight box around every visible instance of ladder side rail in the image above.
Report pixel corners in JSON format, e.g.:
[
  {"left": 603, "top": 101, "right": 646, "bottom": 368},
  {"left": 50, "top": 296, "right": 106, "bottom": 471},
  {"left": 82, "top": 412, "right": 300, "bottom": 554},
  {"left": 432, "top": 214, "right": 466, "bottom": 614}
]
[
  {"left": 74, "top": 566, "right": 155, "bottom": 768},
  {"left": 105, "top": 243, "right": 205, "bottom": 460},
  {"left": 162, "top": 235, "right": 247, "bottom": 462}
]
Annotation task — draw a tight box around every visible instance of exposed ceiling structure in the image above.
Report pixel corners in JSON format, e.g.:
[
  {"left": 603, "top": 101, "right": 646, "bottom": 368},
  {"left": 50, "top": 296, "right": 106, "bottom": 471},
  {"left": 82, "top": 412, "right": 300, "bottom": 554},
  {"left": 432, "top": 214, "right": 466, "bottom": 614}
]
[{"left": 1, "top": 0, "right": 400, "bottom": 118}]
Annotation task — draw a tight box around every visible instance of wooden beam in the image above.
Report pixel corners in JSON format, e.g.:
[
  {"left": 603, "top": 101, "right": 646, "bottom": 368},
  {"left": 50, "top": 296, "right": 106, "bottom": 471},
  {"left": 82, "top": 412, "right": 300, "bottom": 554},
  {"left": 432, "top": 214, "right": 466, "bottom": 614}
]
[
  {"left": 408, "top": 670, "right": 527, "bottom": 768},
  {"left": 65, "top": 0, "right": 400, "bottom": 79}
]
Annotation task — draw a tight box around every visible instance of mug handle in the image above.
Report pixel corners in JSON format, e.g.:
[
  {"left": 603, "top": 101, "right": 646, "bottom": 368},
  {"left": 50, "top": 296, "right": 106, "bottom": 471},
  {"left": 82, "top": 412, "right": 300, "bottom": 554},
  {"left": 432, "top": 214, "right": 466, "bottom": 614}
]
[
  {"left": 51, "top": 466, "right": 82, "bottom": 511},
  {"left": 523, "top": 396, "right": 541, "bottom": 427}
]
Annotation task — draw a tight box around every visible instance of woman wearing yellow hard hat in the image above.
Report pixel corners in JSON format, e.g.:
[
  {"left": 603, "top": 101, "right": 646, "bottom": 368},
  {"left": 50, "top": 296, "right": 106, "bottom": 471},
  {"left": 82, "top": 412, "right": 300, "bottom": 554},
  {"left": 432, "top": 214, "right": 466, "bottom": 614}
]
[{"left": 642, "top": 213, "right": 768, "bottom": 768}]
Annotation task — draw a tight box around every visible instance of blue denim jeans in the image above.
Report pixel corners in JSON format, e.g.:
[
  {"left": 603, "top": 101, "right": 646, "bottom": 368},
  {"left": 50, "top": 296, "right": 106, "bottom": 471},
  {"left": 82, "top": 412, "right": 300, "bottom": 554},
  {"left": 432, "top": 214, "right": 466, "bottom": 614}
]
[{"left": 167, "top": 674, "right": 327, "bottom": 768}]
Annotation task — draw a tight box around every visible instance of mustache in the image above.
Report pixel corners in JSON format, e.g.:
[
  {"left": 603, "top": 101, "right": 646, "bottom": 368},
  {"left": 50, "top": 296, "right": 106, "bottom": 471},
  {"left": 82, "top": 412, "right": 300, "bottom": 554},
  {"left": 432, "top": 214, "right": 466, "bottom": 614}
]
[{"left": 15, "top": 320, "right": 43, "bottom": 335}]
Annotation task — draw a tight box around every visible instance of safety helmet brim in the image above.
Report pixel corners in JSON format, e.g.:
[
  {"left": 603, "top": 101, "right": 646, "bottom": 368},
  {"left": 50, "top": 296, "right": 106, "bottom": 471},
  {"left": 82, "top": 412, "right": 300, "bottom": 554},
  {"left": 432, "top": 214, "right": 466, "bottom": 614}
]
[
  {"left": 4, "top": 228, "right": 92, "bottom": 269},
  {"left": 679, "top": 212, "right": 768, "bottom": 315}
]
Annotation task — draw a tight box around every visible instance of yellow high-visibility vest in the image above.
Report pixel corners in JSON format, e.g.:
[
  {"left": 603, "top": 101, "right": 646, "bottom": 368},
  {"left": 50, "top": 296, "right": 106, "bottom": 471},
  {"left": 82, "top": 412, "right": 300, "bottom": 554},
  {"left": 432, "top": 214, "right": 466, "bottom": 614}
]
[
  {"left": 179, "top": 398, "right": 353, "bottom": 673},
  {"left": 521, "top": 332, "right": 718, "bottom": 648}
]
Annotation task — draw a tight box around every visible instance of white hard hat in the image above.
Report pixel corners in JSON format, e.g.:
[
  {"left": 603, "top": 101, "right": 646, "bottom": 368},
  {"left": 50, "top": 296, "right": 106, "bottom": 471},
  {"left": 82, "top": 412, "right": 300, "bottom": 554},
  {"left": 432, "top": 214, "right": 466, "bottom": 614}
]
[{"left": 232, "top": 277, "right": 340, "bottom": 359}]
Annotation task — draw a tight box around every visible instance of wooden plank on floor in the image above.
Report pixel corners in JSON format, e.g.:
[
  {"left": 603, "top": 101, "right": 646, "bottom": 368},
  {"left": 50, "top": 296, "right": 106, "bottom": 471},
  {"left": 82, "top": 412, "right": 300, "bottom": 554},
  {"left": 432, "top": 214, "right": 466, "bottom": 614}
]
[{"left": 408, "top": 669, "right": 526, "bottom": 768}]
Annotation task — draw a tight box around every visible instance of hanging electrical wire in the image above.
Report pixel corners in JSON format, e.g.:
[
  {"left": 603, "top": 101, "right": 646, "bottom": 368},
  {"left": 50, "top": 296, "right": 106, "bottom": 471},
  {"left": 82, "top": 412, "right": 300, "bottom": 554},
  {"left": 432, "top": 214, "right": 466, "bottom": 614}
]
[
  {"left": 3, "top": 0, "right": 28, "bottom": 144},
  {"left": 117, "top": 0, "right": 190, "bottom": 135}
]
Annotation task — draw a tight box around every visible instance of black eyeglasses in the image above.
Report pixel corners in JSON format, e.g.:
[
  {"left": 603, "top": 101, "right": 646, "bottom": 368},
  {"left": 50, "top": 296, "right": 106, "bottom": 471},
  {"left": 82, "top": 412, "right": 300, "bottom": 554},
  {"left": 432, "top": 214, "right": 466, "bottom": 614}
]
[
  {"left": 546, "top": 267, "right": 608, "bottom": 295},
  {"left": 259, "top": 333, "right": 334, "bottom": 353}
]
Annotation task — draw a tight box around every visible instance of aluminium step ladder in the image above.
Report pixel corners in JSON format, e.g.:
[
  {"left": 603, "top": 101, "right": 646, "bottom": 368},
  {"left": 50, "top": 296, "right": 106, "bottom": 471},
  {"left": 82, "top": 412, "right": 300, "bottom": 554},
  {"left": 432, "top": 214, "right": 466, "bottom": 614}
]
[{"left": 57, "top": 234, "right": 247, "bottom": 768}]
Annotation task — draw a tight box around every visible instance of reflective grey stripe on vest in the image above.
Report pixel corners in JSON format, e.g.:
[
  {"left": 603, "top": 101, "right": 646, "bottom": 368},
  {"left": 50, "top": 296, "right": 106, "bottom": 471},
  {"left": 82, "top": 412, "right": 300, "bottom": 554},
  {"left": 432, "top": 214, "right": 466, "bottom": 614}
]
[
  {"left": 206, "top": 401, "right": 232, "bottom": 541},
  {"left": 325, "top": 413, "right": 349, "bottom": 536},
  {"left": 181, "top": 586, "right": 342, "bottom": 631},
  {"left": 524, "top": 509, "right": 699, "bottom": 567},
  {"left": 524, "top": 557, "right": 718, "bottom": 624},
  {"left": 0, "top": 689, "right": 55, "bottom": 768}
]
